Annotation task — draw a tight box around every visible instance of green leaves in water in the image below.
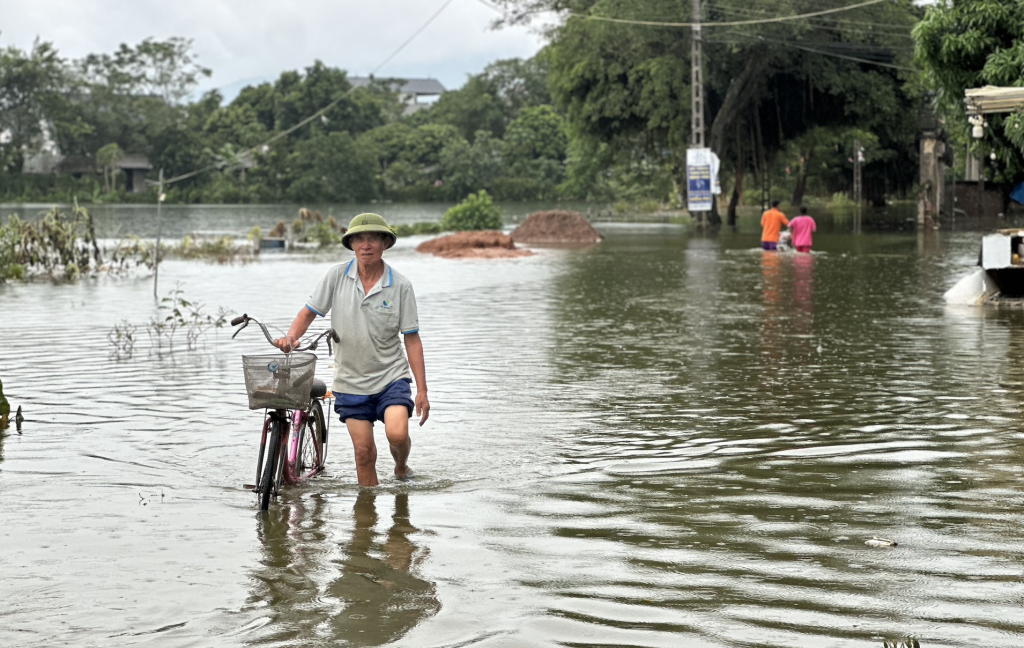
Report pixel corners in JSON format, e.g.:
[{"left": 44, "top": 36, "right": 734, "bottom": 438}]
[
  {"left": 108, "top": 283, "right": 228, "bottom": 357},
  {"left": 882, "top": 640, "right": 920, "bottom": 648},
  {"left": 0, "top": 379, "right": 20, "bottom": 433},
  {"left": 0, "top": 201, "right": 104, "bottom": 282},
  {"left": 0, "top": 378, "right": 9, "bottom": 429}
]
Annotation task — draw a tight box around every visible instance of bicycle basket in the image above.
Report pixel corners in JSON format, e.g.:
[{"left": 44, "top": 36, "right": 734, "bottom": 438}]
[{"left": 242, "top": 353, "right": 317, "bottom": 410}]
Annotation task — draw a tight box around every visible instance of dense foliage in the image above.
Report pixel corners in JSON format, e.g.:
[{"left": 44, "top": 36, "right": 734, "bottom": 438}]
[
  {"left": 2, "top": 7, "right": 931, "bottom": 211},
  {"left": 915, "top": 0, "right": 1024, "bottom": 186},
  {"left": 496, "top": 0, "right": 923, "bottom": 219},
  {"left": 0, "top": 39, "right": 567, "bottom": 204},
  {"left": 439, "top": 190, "right": 504, "bottom": 231}
]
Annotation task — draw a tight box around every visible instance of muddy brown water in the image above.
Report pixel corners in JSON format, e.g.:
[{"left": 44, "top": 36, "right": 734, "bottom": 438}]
[{"left": 1, "top": 207, "right": 1023, "bottom": 647}]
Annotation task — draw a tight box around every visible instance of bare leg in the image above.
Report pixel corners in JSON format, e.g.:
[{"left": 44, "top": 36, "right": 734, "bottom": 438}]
[
  {"left": 383, "top": 405, "right": 412, "bottom": 479},
  {"left": 346, "top": 418, "right": 378, "bottom": 487}
]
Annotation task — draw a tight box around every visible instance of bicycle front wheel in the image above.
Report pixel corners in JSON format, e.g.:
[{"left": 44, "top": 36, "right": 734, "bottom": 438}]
[
  {"left": 259, "top": 421, "right": 284, "bottom": 510},
  {"left": 296, "top": 400, "right": 326, "bottom": 477}
]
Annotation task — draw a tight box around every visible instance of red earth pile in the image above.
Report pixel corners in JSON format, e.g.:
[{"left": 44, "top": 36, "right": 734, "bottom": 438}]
[
  {"left": 415, "top": 231, "right": 533, "bottom": 259},
  {"left": 511, "top": 210, "right": 604, "bottom": 245}
]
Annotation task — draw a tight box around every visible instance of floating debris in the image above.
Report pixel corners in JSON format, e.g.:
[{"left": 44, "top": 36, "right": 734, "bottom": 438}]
[{"left": 865, "top": 537, "right": 898, "bottom": 547}]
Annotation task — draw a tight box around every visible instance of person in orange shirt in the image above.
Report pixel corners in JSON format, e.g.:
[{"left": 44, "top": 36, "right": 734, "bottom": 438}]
[{"left": 760, "top": 201, "right": 789, "bottom": 251}]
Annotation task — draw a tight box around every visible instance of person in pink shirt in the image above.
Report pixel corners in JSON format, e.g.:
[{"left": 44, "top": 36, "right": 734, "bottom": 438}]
[{"left": 788, "top": 206, "right": 817, "bottom": 253}]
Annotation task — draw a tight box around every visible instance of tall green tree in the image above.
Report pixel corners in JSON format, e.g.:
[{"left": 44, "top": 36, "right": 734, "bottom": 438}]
[
  {"left": 495, "top": 0, "right": 922, "bottom": 217},
  {"left": 0, "top": 40, "right": 79, "bottom": 172},
  {"left": 915, "top": 0, "right": 1024, "bottom": 184},
  {"left": 424, "top": 57, "right": 553, "bottom": 140},
  {"left": 284, "top": 130, "right": 378, "bottom": 202}
]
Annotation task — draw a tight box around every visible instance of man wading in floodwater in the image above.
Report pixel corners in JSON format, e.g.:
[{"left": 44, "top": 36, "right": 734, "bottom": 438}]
[
  {"left": 760, "top": 200, "right": 790, "bottom": 251},
  {"left": 274, "top": 213, "right": 429, "bottom": 486}
]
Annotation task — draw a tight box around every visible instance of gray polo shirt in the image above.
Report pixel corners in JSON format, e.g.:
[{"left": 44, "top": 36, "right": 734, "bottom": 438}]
[{"left": 306, "top": 259, "right": 419, "bottom": 395}]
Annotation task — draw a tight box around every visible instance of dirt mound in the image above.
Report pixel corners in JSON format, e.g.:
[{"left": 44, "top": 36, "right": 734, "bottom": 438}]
[
  {"left": 415, "top": 231, "right": 533, "bottom": 259},
  {"left": 511, "top": 210, "right": 604, "bottom": 245}
]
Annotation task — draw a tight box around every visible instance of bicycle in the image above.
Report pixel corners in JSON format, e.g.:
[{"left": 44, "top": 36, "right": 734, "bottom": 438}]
[{"left": 231, "top": 314, "right": 338, "bottom": 510}]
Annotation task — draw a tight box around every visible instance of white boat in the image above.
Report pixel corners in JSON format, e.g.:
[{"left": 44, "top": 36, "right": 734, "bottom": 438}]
[{"left": 945, "top": 229, "right": 1024, "bottom": 304}]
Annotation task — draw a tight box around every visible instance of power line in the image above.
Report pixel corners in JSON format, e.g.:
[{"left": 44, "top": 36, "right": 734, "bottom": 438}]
[
  {"left": 564, "top": 0, "right": 888, "bottom": 29},
  {"left": 710, "top": 3, "right": 915, "bottom": 37},
  {"left": 782, "top": 40, "right": 915, "bottom": 70},
  {"left": 707, "top": 34, "right": 915, "bottom": 71},
  {"left": 163, "top": 0, "right": 458, "bottom": 186}
]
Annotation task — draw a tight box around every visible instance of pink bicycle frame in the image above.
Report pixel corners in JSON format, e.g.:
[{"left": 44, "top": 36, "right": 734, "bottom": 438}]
[{"left": 257, "top": 408, "right": 323, "bottom": 486}]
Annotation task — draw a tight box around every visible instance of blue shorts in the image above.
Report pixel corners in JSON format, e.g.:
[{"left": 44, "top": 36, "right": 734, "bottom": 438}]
[
  {"left": 762, "top": 241, "right": 778, "bottom": 251},
  {"left": 334, "top": 378, "right": 414, "bottom": 423}
]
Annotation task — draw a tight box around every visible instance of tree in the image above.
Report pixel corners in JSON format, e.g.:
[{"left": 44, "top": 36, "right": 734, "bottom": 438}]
[
  {"left": 0, "top": 40, "right": 77, "bottom": 172},
  {"left": 423, "top": 56, "right": 553, "bottom": 140},
  {"left": 915, "top": 0, "right": 1024, "bottom": 183},
  {"left": 495, "top": 0, "right": 922, "bottom": 216},
  {"left": 62, "top": 38, "right": 210, "bottom": 160},
  {"left": 284, "top": 130, "right": 378, "bottom": 202},
  {"left": 439, "top": 130, "right": 504, "bottom": 198},
  {"left": 782, "top": 126, "right": 882, "bottom": 205},
  {"left": 501, "top": 105, "right": 568, "bottom": 197},
  {"left": 96, "top": 142, "right": 124, "bottom": 192},
  {"left": 78, "top": 37, "right": 210, "bottom": 105}
]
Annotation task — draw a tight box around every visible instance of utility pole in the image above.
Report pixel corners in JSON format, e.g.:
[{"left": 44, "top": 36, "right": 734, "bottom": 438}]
[
  {"left": 154, "top": 168, "right": 164, "bottom": 299},
  {"left": 691, "top": 0, "right": 704, "bottom": 150},
  {"left": 689, "top": 0, "right": 706, "bottom": 226},
  {"left": 853, "top": 139, "right": 862, "bottom": 209}
]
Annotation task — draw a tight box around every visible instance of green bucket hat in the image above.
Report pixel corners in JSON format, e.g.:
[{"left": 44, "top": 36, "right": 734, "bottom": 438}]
[{"left": 341, "top": 213, "right": 397, "bottom": 250}]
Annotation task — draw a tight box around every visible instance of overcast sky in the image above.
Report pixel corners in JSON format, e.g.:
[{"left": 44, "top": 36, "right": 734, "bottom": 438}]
[{"left": 2, "top": 0, "right": 548, "bottom": 101}]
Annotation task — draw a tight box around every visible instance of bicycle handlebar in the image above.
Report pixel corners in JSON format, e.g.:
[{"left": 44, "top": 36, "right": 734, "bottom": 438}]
[{"left": 231, "top": 314, "right": 338, "bottom": 355}]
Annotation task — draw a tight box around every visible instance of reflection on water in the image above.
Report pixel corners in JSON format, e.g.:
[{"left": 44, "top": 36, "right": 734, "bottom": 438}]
[
  {"left": 326, "top": 493, "right": 439, "bottom": 644},
  {"left": 248, "top": 492, "right": 438, "bottom": 647}
]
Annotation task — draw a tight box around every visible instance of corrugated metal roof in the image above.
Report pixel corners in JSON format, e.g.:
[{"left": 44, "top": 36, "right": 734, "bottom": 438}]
[
  {"left": 965, "top": 86, "right": 1024, "bottom": 115},
  {"left": 349, "top": 76, "right": 446, "bottom": 95}
]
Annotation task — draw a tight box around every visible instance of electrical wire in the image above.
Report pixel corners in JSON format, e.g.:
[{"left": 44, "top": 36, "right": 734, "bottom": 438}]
[
  {"left": 709, "top": 3, "right": 915, "bottom": 38},
  {"left": 707, "top": 34, "right": 915, "bottom": 71},
  {"left": 163, "top": 0, "right": 458, "bottom": 186},
  {"left": 563, "top": 0, "right": 888, "bottom": 29}
]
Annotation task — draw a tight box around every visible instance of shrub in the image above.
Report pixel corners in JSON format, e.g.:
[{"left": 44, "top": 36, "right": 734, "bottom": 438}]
[
  {"left": 0, "top": 204, "right": 105, "bottom": 282},
  {"left": 394, "top": 222, "right": 442, "bottom": 237},
  {"left": 308, "top": 222, "right": 342, "bottom": 247},
  {"left": 440, "top": 190, "right": 503, "bottom": 231}
]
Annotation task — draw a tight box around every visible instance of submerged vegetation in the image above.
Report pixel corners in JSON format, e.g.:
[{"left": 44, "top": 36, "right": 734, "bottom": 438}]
[
  {"left": 0, "top": 205, "right": 262, "bottom": 284},
  {"left": 108, "top": 283, "right": 228, "bottom": 358},
  {"left": 0, "top": 203, "right": 107, "bottom": 282}
]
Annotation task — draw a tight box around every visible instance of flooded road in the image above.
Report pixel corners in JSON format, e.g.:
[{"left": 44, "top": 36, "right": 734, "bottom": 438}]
[{"left": 1, "top": 209, "right": 1022, "bottom": 647}]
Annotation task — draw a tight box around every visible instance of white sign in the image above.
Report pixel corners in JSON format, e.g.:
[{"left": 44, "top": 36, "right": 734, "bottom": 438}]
[{"left": 686, "top": 148, "right": 720, "bottom": 212}]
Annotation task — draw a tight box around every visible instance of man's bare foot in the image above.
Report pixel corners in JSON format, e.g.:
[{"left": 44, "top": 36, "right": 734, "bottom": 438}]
[{"left": 395, "top": 466, "right": 415, "bottom": 481}]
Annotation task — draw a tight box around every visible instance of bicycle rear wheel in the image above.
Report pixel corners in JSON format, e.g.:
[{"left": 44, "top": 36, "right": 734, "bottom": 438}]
[
  {"left": 259, "top": 421, "right": 284, "bottom": 510},
  {"left": 296, "top": 400, "right": 326, "bottom": 476}
]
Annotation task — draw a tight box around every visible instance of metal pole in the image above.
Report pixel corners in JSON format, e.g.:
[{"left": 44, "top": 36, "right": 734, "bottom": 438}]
[
  {"left": 690, "top": 0, "right": 705, "bottom": 226},
  {"left": 154, "top": 168, "right": 163, "bottom": 299},
  {"left": 853, "top": 139, "right": 862, "bottom": 211},
  {"left": 978, "top": 154, "right": 985, "bottom": 219},
  {"left": 690, "top": 0, "right": 704, "bottom": 150}
]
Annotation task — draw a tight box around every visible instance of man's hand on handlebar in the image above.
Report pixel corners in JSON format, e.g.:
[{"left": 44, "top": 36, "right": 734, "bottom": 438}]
[{"left": 273, "top": 335, "right": 300, "bottom": 353}]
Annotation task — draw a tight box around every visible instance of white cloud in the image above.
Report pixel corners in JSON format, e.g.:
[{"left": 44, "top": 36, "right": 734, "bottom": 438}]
[{"left": 1, "top": 0, "right": 546, "bottom": 96}]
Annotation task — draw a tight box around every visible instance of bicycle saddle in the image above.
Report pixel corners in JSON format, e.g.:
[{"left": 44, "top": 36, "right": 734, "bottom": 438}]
[{"left": 310, "top": 378, "right": 328, "bottom": 400}]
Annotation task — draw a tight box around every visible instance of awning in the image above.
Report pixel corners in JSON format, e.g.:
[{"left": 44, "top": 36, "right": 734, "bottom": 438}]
[{"left": 965, "top": 86, "right": 1024, "bottom": 115}]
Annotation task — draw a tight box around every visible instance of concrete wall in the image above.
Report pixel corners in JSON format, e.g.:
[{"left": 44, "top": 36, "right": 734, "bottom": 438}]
[{"left": 955, "top": 181, "right": 1004, "bottom": 218}]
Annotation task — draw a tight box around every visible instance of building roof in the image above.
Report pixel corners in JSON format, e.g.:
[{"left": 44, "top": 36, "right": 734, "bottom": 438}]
[
  {"left": 115, "top": 154, "right": 153, "bottom": 170},
  {"left": 349, "top": 76, "right": 446, "bottom": 95}
]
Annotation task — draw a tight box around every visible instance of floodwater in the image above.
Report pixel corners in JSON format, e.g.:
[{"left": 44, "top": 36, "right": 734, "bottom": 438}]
[{"left": 1, "top": 205, "right": 1023, "bottom": 648}]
